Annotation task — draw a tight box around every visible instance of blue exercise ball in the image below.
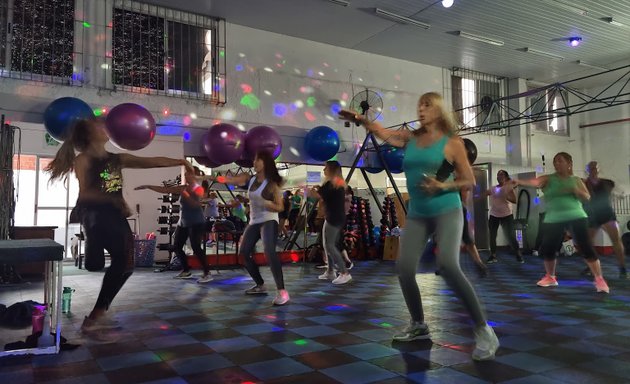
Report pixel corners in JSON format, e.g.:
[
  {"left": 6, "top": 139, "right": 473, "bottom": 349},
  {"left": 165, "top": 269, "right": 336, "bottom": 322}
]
[
  {"left": 43, "top": 97, "right": 94, "bottom": 141},
  {"left": 304, "top": 125, "right": 340, "bottom": 162},
  {"left": 362, "top": 152, "right": 383, "bottom": 174},
  {"left": 381, "top": 145, "right": 405, "bottom": 174}
]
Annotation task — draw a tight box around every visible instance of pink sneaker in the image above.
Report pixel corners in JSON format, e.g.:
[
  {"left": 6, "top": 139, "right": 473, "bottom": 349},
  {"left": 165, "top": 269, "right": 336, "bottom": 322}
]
[
  {"left": 594, "top": 276, "right": 610, "bottom": 293},
  {"left": 537, "top": 274, "right": 558, "bottom": 287}
]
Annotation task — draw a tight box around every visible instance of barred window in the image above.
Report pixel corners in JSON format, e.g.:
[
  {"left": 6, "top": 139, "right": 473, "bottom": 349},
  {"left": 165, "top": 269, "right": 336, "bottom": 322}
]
[
  {"left": 528, "top": 87, "right": 569, "bottom": 136},
  {"left": 112, "top": 1, "right": 226, "bottom": 103},
  {"left": 0, "top": 0, "right": 76, "bottom": 82}
]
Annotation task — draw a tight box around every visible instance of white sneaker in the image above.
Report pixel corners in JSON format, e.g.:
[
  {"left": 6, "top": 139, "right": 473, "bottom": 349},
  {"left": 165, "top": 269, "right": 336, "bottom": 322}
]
[
  {"left": 332, "top": 273, "right": 352, "bottom": 285},
  {"left": 315, "top": 264, "right": 329, "bottom": 269},
  {"left": 472, "top": 324, "right": 500, "bottom": 361},
  {"left": 273, "top": 289, "right": 290, "bottom": 306},
  {"left": 318, "top": 270, "right": 336, "bottom": 280},
  {"left": 532, "top": 250, "right": 539, "bottom": 257},
  {"left": 197, "top": 274, "right": 213, "bottom": 284},
  {"left": 392, "top": 321, "right": 430, "bottom": 341}
]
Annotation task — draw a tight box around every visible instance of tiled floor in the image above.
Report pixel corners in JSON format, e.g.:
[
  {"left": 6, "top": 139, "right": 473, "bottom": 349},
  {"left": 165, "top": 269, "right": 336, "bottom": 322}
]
[{"left": 1, "top": 251, "right": 630, "bottom": 383}]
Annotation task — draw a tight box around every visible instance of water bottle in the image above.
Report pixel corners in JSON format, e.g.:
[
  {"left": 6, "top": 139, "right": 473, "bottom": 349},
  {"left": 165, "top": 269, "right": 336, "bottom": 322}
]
[
  {"left": 62, "top": 287, "right": 75, "bottom": 314},
  {"left": 32, "top": 305, "right": 46, "bottom": 334}
]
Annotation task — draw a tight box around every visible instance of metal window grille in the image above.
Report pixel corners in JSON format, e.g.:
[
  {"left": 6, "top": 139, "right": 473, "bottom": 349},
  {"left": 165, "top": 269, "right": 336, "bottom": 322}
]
[
  {"left": 112, "top": 0, "right": 226, "bottom": 104},
  {"left": 526, "top": 86, "right": 569, "bottom": 136},
  {"left": 450, "top": 67, "right": 507, "bottom": 136},
  {"left": 0, "top": 0, "right": 79, "bottom": 84},
  {"left": 613, "top": 195, "right": 630, "bottom": 216}
]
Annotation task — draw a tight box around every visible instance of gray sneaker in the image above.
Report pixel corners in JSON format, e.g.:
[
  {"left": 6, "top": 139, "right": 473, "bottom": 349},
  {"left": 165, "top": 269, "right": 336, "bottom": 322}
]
[
  {"left": 245, "top": 284, "right": 267, "bottom": 295},
  {"left": 472, "top": 324, "right": 500, "bottom": 361},
  {"left": 392, "top": 321, "right": 430, "bottom": 342}
]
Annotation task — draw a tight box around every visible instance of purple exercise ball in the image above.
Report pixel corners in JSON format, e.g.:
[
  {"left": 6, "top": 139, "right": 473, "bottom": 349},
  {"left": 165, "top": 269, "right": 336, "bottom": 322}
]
[
  {"left": 204, "top": 123, "right": 244, "bottom": 165},
  {"left": 245, "top": 125, "right": 282, "bottom": 160},
  {"left": 105, "top": 103, "right": 156, "bottom": 150},
  {"left": 199, "top": 132, "right": 224, "bottom": 167},
  {"left": 194, "top": 156, "right": 222, "bottom": 168}
]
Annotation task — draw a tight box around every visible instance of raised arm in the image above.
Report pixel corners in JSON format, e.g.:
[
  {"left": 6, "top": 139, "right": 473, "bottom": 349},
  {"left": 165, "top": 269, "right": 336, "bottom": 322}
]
[
  {"left": 513, "top": 175, "right": 549, "bottom": 189},
  {"left": 119, "top": 153, "right": 193, "bottom": 171},
  {"left": 338, "top": 110, "right": 411, "bottom": 148},
  {"left": 210, "top": 173, "right": 252, "bottom": 187}
]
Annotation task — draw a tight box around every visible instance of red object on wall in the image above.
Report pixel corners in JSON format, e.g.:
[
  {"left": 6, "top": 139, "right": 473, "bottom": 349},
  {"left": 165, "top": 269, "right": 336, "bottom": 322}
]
[{"left": 187, "top": 250, "right": 304, "bottom": 269}]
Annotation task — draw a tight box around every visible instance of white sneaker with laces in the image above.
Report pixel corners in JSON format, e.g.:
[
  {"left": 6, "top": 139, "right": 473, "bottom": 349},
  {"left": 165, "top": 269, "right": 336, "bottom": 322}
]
[
  {"left": 197, "top": 274, "right": 213, "bottom": 284},
  {"left": 273, "top": 289, "right": 290, "bottom": 305},
  {"left": 392, "top": 321, "right": 430, "bottom": 341},
  {"left": 318, "top": 270, "right": 336, "bottom": 280},
  {"left": 472, "top": 324, "right": 500, "bottom": 361},
  {"left": 332, "top": 273, "right": 352, "bottom": 285}
]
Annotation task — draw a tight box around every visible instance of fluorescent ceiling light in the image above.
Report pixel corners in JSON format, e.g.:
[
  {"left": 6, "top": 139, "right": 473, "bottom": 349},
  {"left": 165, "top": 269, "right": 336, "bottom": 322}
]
[
  {"left": 524, "top": 48, "right": 564, "bottom": 61},
  {"left": 374, "top": 8, "right": 430, "bottom": 29},
  {"left": 540, "top": 0, "right": 588, "bottom": 16},
  {"left": 327, "top": 0, "right": 349, "bottom": 6},
  {"left": 576, "top": 60, "right": 609, "bottom": 71},
  {"left": 602, "top": 17, "right": 624, "bottom": 27},
  {"left": 456, "top": 31, "right": 504, "bottom": 46}
]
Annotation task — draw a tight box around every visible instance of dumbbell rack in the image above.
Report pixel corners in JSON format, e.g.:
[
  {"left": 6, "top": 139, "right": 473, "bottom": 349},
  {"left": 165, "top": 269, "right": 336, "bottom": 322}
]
[{"left": 154, "top": 193, "right": 180, "bottom": 272}]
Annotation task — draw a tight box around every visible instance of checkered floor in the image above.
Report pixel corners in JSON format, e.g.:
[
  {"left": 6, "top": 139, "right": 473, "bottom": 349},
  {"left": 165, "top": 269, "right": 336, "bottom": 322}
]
[{"left": 2, "top": 251, "right": 630, "bottom": 383}]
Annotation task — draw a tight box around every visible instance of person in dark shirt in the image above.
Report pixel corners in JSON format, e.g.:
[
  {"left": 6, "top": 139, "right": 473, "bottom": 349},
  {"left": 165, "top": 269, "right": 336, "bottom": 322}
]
[
  {"left": 583, "top": 161, "right": 626, "bottom": 278},
  {"left": 46, "top": 117, "right": 192, "bottom": 339},
  {"left": 317, "top": 161, "right": 352, "bottom": 285}
]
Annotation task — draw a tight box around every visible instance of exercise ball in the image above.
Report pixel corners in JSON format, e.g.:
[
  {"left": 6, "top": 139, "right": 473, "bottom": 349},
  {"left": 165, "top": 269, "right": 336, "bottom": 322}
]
[
  {"left": 194, "top": 156, "right": 222, "bottom": 168},
  {"left": 244, "top": 125, "right": 282, "bottom": 159},
  {"left": 463, "top": 138, "right": 478, "bottom": 164},
  {"left": 304, "top": 125, "right": 339, "bottom": 162},
  {"left": 105, "top": 103, "right": 156, "bottom": 150},
  {"left": 43, "top": 97, "right": 94, "bottom": 141},
  {"left": 204, "top": 123, "right": 244, "bottom": 164},
  {"left": 235, "top": 156, "right": 254, "bottom": 168},
  {"left": 380, "top": 145, "right": 404, "bottom": 174}
]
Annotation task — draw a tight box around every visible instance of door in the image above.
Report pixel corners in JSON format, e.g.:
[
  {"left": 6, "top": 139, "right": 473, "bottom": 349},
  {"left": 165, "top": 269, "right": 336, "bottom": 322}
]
[{"left": 472, "top": 164, "right": 490, "bottom": 250}]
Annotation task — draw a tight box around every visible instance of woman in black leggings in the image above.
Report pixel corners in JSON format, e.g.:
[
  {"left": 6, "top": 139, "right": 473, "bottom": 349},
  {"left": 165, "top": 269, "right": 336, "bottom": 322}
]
[
  {"left": 135, "top": 168, "right": 211, "bottom": 283},
  {"left": 485, "top": 170, "right": 523, "bottom": 264},
  {"left": 46, "top": 117, "right": 192, "bottom": 337}
]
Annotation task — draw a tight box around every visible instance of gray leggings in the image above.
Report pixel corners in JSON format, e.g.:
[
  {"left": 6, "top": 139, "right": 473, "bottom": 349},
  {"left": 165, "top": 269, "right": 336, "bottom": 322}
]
[
  {"left": 322, "top": 220, "right": 347, "bottom": 274},
  {"left": 397, "top": 208, "right": 486, "bottom": 326},
  {"left": 240, "top": 220, "right": 285, "bottom": 290}
]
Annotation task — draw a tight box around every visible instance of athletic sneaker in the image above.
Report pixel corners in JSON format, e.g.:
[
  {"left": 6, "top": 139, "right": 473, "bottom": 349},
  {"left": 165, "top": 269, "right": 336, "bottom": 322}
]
[
  {"left": 197, "top": 274, "right": 213, "bottom": 284},
  {"left": 620, "top": 267, "right": 628, "bottom": 279},
  {"left": 537, "top": 274, "right": 558, "bottom": 287},
  {"left": 332, "top": 273, "right": 352, "bottom": 285},
  {"left": 486, "top": 255, "right": 498, "bottom": 264},
  {"left": 245, "top": 284, "right": 267, "bottom": 295},
  {"left": 532, "top": 250, "right": 539, "bottom": 257},
  {"left": 174, "top": 271, "right": 193, "bottom": 279},
  {"left": 315, "top": 264, "right": 329, "bottom": 269},
  {"left": 392, "top": 321, "right": 430, "bottom": 342},
  {"left": 594, "top": 276, "right": 610, "bottom": 293},
  {"left": 318, "top": 270, "right": 336, "bottom": 280},
  {"left": 273, "top": 289, "right": 290, "bottom": 305},
  {"left": 472, "top": 324, "right": 500, "bottom": 361},
  {"left": 345, "top": 260, "right": 354, "bottom": 270},
  {"left": 516, "top": 254, "right": 524, "bottom": 263}
]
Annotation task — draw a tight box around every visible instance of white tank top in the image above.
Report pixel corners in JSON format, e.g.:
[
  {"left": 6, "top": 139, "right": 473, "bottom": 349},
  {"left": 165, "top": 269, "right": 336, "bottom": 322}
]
[
  {"left": 489, "top": 184, "right": 513, "bottom": 218},
  {"left": 248, "top": 177, "right": 279, "bottom": 225}
]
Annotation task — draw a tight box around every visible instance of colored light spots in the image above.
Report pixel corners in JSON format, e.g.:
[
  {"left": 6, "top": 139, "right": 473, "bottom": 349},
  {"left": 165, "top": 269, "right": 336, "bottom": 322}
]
[
  {"left": 159, "top": 325, "right": 169, "bottom": 330},
  {"left": 183, "top": 131, "right": 191, "bottom": 142},
  {"left": 240, "top": 94, "right": 260, "bottom": 110},
  {"left": 273, "top": 103, "right": 288, "bottom": 117},
  {"left": 276, "top": 63, "right": 284, "bottom": 68},
  {"left": 290, "top": 252, "right": 299, "bottom": 262},
  {"left": 330, "top": 103, "right": 342, "bottom": 115},
  {"left": 289, "top": 147, "right": 300, "bottom": 156},
  {"left": 213, "top": 119, "right": 222, "bottom": 125},
  {"left": 438, "top": 289, "right": 455, "bottom": 295},
  {"left": 307, "top": 69, "right": 314, "bottom": 77},
  {"left": 240, "top": 83, "right": 253, "bottom": 93},
  {"left": 157, "top": 126, "right": 182, "bottom": 136},
  {"left": 190, "top": 113, "right": 197, "bottom": 119},
  {"left": 294, "top": 100, "right": 304, "bottom": 109},
  {"left": 294, "top": 339, "right": 308, "bottom": 345},
  {"left": 341, "top": 92, "right": 349, "bottom": 100},
  {"left": 358, "top": 77, "right": 363, "bottom": 82},
  {"left": 275, "top": 53, "right": 283, "bottom": 59},
  {"left": 265, "top": 315, "right": 277, "bottom": 320},
  {"left": 323, "top": 62, "right": 330, "bottom": 67},
  {"left": 272, "top": 326, "right": 284, "bottom": 332},
  {"left": 318, "top": 71, "right": 325, "bottom": 76},
  {"left": 162, "top": 109, "right": 169, "bottom": 116},
  {"left": 220, "top": 109, "right": 236, "bottom": 120},
  {"left": 183, "top": 116, "right": 192, "bottom": 126},
  {"left": 294, "top": 68, "right": 302, "bottom": 74},
  {"left": 376, "top": 114, "right": 384, "bottom": 121},
  {"left": 263, "top": 67, "right": 273, "bottom": 73},
  {"left": 507, "top": 144, "right": 513, "bottom": 152},
  {"left": 306, "top": 96, "right": 316, "bottom": 107},
  {"left": 238, "top": 53, "right": 246, "bottom": 58},
  {"left": 289, "top": 104, "right": 298, "bottom": 112},
  {"left": 325, "top": 304, "right": 349, "bottom": 311},
  {"left": 100, "top": 63, "right": 110, "bottom": 69},
  {"left": 299, "top": 86, "right": 313, "bottom": 94},
  {"left": 219, "top": 50, "right": 225, "bottom": 57},
  {"left": 93, "top": 108, "right": 103, "bottom": 116},
  {"left": 390, "top": 106, "right": 398, "bottom": 111},
  {"left": 536, "top": 166, "right": 543, "bottom": 173},
  {"left": 325, "top": 115, "right": 335, "bottom": 121},
  {"left": 82, "top": 21, "right": 91, "bottom": 28},
  {"left": 264, "top": 90, "right": 272, "bottom": 96},
  {"left": 235, "top": 64, "right": 244, "bottom": 71},
  {"left": 380, "top": 322, "right": 393, "bottom": 328},
  {"left": 304, "top": 111, "right": 316, "bottom": 122},
  {"left": 533, "top": 196, "right": 540, "bottom": 205},
  {"left": 237, "top": 124, "right": 246, "bottom": 131}
]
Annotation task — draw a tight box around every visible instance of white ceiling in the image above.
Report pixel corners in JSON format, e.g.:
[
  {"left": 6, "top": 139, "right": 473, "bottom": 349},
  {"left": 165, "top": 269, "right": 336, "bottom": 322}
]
[{"left": 147, "top": 0, "right": 630, "bottom": 85}]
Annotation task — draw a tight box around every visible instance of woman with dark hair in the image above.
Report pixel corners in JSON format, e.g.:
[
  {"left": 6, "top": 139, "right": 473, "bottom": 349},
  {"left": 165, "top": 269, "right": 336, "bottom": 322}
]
[
  {"left": 583, "top": 161, "right": 626, "bottom": 279},
  {"left": 46, "top": 117, "right": 192, "bottom": 336},
  {"left": 340, "top": 92, "right": 499, "bottom": 361},
  {"left": 317, "top": 160, "right": 352, "bottom": 285},
  {"left": 515, "top": 152, "right": 610, "bottom": 292},
  {"left": 211, "top": 150, "right": 289, "bottom": 305},
  {"left": 135, "top": 168, "right": 212, "bottom": 284},
  {"left": 278, "top": 190, "right": 292, "bottom": 239},
  {"left": 485, "top": 170, "right": 523, "bottom": 264}
]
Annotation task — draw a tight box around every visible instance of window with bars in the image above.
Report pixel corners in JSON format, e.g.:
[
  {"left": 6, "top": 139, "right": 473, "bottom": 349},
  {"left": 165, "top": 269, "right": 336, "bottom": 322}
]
[
  {"left": 527, "top": 87, "right": 569, "bottom": 135},
  {"left": 111, "top": 1, "right": 226, "bottom": 104},
  {"left": 0, "top": 0, "right": 76, "bottom": 83}
]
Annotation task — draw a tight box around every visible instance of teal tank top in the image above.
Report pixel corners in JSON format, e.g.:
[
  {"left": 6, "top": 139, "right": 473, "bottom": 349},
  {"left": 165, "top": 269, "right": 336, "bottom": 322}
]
[
  {"left": 403, "top": 135, "right": 461, "bottom": 218},
  {"left": 542, "top": 174, "right": 587, "bottom": 223}
]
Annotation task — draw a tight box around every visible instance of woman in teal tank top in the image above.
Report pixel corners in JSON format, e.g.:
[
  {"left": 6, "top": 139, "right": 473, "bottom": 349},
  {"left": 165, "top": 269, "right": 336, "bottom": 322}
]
[
  {"left": 339, "top": 92, "right": 499, "bottom": 361},
  {"left": 515, "top": 152, "right": 610, "bottom": 293}
]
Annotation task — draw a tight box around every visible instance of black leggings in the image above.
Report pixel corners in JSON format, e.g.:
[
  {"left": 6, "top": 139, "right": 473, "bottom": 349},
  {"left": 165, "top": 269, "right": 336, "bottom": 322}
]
[
  {"left": 489, "top": 214, "right": 520, "bottom": 254},
  {"left": 174, "top": 223, "right": 209, "bottom": 275},
  {"left": 240, "top": 220, "right": 284, "bottom": 289},
  {"left": 83, "top": 207, "right": 134, "bottom": 311},
  {"left": 540, "top": 218, "right": 597, "bottom": 261}
]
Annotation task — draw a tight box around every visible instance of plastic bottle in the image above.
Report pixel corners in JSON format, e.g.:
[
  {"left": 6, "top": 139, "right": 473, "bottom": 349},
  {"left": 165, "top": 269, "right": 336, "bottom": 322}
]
[
  {"left": 32, "top": 305, "right": 46, "bottom": 334},
  {"left": 62, "top": 287, "right": 75, "bottom": 314},
  {"left": 37, "top": 309, "right": 54, "bottom": 347}
]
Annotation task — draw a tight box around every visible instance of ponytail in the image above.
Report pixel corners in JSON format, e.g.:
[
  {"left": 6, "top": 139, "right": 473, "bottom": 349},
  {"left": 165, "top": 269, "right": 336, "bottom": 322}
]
[{"left": 45, "top": 139, "right": 76, "bottom": 182}]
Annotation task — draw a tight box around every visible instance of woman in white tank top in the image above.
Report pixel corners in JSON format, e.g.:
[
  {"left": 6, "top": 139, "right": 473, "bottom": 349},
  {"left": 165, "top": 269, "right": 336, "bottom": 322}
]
[
  {"left": 485, "top": 170, "right": 523, "bottom": 264},
  {"left": 212, "top": 150, "right": 290, "bottom": 306}
]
